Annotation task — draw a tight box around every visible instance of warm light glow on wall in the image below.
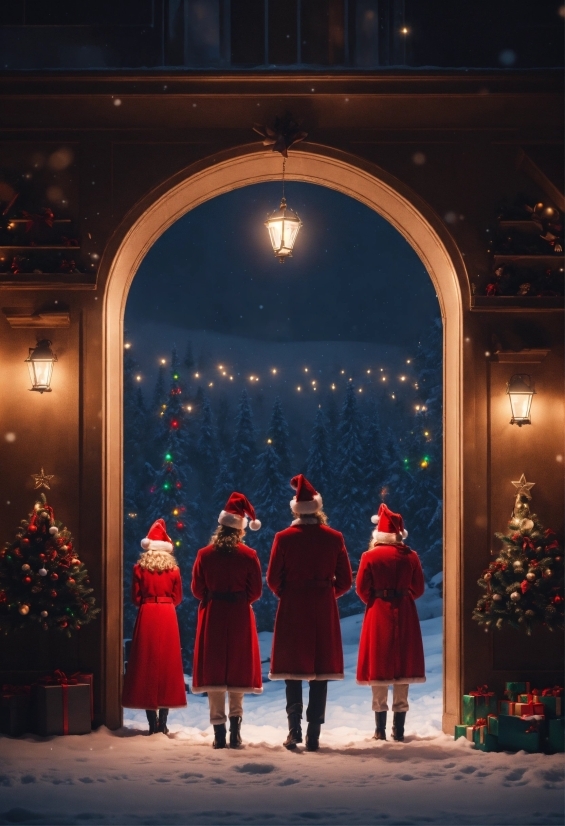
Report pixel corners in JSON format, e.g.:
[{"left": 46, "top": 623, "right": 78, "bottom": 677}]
[
  {"left": 25, "top": 339, "right": 57, "bottom": 393},
  {"left": 507, "top": 374, "right": 536, "bottom": 426}
]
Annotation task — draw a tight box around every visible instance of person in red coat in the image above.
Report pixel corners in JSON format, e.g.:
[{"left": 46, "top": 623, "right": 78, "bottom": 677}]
[
  {"left": 191, "top": 492, "right": 263, "bottom": 749},
  {"left": 356, "top": 503, "right": 425, "bottom": 742},
  {"left": 267, "top": 474, "right": 352, "bottom": 751},
  {"left": 122, "top": 519, "right": 187, "bottom": 734}
]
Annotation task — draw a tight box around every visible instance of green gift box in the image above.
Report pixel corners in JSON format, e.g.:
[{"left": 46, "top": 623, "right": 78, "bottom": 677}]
[
  {"left": 499, "top": 700, "right": 516, "bottom": 716},
  {"left": 547, "top": 718, "right": 564, "bottom": 753},
  {"left": 498, "top": 714, "right": 542, "bottom": 753},
  {"left": 504, "top": 681, "right": 530, "bottom": 701},
  {"left": 462, "top": 692, "right": 497, "bottom": 725},
  {"left": 487, "top": 714, "right": 498, "bottom": 737},
  {"left": 454, "top": 725, "right": 468, "bottom": 741},
  {"left": 472, "top": 726, "right": 499, "bottom": 752},
  {"left": 532, "top": 695, "right": 562, "bottom": 719}
]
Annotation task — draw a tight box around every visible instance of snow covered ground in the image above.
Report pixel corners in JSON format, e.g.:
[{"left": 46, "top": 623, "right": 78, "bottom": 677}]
[{"left": 0, "top": 606, "right": 563, "bottom": 825}]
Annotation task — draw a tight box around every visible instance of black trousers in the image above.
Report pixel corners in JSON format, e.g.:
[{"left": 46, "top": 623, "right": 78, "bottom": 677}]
[{"left": 285, "top": 679, "right": 328, "bottom": 724}]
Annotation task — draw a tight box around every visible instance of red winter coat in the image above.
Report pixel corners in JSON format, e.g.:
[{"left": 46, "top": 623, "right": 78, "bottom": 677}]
[
  {"left": 191, "top": 543, "right": 263, "bottom": 694},
  {"left": 267, "top": 520, "right": 352, "bottom": 681},
  {"left": 122, "top": 564, "right": 187, "bottom": 709},
  {"left": 356, "top": 542, "right": 426, "bottom": 685}
]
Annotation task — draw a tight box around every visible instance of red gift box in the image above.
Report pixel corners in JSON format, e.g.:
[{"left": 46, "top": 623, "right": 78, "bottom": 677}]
[
  {"left": 70, "top": 672, "right": 94, "bottom": 721},
  {"left": 34, "top": 670, "right": 91, "bottom": 736}
]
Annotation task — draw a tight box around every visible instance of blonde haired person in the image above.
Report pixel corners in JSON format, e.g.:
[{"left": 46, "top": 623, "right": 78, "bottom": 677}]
[
  {"left": 356, "top": 503, "right": 425, "bottom": 742},
  {"left": 122, "top": 519, "right": 187, "bottom": 734},
  {"left": 191, "top": 493, "right": 263, "bottom": 749}
]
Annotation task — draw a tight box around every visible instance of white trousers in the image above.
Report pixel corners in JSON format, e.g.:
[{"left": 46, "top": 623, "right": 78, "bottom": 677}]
[
  {"left": 207, "top": 690, "right": 244, "bottom": 725},
  {"left": 371, "top": 683, "right": 410, "bottom": 713}
]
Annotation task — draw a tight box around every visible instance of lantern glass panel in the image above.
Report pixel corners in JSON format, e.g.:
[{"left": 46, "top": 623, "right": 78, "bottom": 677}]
[
  {"left": 28, "top": 358, "right": 54, "bottom": 392},
  {"left": 506, "top": 374, "right": 535, "bottom": 425}
]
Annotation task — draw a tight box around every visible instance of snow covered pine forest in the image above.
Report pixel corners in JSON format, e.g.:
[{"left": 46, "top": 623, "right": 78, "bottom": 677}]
[{"left": 123, "top": 320, "right": 443, "bottom": 668}]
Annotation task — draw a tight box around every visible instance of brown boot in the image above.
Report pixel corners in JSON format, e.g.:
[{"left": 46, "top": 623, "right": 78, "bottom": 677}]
[{"left": 374, "top": 711, "right": 387, "bottom": 740}]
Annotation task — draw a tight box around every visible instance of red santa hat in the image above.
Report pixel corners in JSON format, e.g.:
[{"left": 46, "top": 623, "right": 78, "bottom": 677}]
[
  {"left": 140, "top": 518, "right": 174, "bottom": 553},
  {"left": 290, "top": 474, "right": 323, "bottom": 514},
  {"left": 371, "top": 503, "right": 408, "bottom": 543},
  {"left": 219, "top": 492, "right": 261, "bottom": 531}
]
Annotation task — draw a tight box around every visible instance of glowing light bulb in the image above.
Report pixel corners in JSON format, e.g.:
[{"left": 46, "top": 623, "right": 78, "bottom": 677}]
[
  {"left": 229, "top": 376, "right": 233, "bottom": 381},
  {"left": 358, "top": 388, "right": 363, "bottom": 392},
  {"left": 160, "top": 359, "right": 166, "bottom": 365},
  {"left": 124, "top": 343, "right": 131, "bottom": 349},
  {"left": 165, "top": 453, "right": 172, "bottom": 461},
  {"left": 400, "top": 376, "right": 406, "bottom": 381},
  {"left": 209, "top": 382, "right": 213, "bottom": 387},
  {"left": 367, "top": 369, "right": 371, "bottom": 374},
  {"left": 297, "top": 386, "right": 301, "bottom": 392},
  {"left": 187, "top": 405, "right": 192, "bottom": 411},
  {"left": 136, "top": 375, "right": 142, "bottom": 381},
  {"left": 272, "top": 368, "right": 277, "bottom": 374},
  {"left": 173, "top": 509, "right": 179, "bottom": 516},
  {"left": 341, "top": 370, "right": 345, "bottom": 374},
  {"left": 267, "top": 438, "right": 272, "bottom": 444},
  {"left": 424, "top": 431, "right": 429, "bottom": 436},
  {"left": 331, "top": 384, "right": 336, "bottom": 390},
  {"left": 406, "top": 359, "right": 411, "bottom": 364},
  {"left": 218, "top": 365, "right": 223, "bottom": 369},
  {"left": 415, "top": 405, "right": 420, "bottom": 410},
  {"left": 382, "top": 377, "right": 386, "bottom": 382},
  {"left": 173, "top": 374, "right": 179, "bottom": 380},
  {"left": 304, "top": 368, "right": 309, "bottom": 373},
  {"left": 195, "top": 372, "right": 199, "bottom": 378}
]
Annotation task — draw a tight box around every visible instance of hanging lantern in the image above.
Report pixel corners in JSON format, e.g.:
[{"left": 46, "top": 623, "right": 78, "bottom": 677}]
[
  {"left": 506, "top": 373, "right": 535, "bottom": 426},
  {"left": 25, "top": 339, "right": 57, "bottom": 393},
  {"left": 265, "top": 158, "right": 302, "bottom": 263}
]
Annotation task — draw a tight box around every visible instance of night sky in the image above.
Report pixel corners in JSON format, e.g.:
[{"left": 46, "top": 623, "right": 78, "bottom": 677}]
[{"left": 126, "top": 182, "right": 438, "bottom": 348}]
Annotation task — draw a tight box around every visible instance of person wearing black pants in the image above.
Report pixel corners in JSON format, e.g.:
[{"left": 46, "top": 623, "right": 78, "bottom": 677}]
[{"left": 285, "top": 679, "right": 328, "bottom": 742}]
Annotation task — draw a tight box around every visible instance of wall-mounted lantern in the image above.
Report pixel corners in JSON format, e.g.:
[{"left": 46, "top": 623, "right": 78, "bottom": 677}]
[
  {"left": 25, "top": 339, "right": 57, "bottom": 393},
  {"left": 506, "top": 373, "right": 535, "bottom": 426}
]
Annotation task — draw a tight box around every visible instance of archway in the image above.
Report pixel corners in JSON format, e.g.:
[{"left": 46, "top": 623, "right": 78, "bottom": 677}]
[{"left": 101, "top": 145, "right": 466, "bottom": 732}]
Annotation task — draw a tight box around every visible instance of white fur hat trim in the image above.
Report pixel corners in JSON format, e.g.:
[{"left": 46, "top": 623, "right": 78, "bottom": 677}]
[
  {"left": 141, "top": 538, "right": 174, "bottom": 553},
  {"left": 249, "top": 519, "right": 262, "bottom": 531},
  {"left": 290, "top": 492, "right": 323, "bottom": 514},
  {"left": 372, "top": 529, "right": 408, "bottom": 544},
  {"left": 218, "top": 510, "right": 246, "bottom": 529}
]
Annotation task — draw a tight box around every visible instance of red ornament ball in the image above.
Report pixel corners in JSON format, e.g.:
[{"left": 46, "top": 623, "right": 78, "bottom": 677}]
[
  {"left": 66, "top": 578, "right": 75, "bottom": 586},
  {"left": 71, "top": 558, "right": 80, "bottom": 566},
  {"left": 39, "top": 553, "right": 46, "bottom": 560},
  {"left": 50, "top": 590, "right": 58, "bottom": 598},
  {"left": 553, "top": 595, "right": 564, "bottom": 604},
  {"left": 22, "top": 575, "right": 32, "bottom": 584},
  {"left": 20, "top": 538, "right": 30, "bottom": 547},
  {"left": 50, "top": 572, "right": 59, "bottom": 581},
  {"left": 28, "top": 525, "right": 38, "bottom": 534},
  {"left": 175, "top": 482, "right": 182, "bottom": 489},
  {"left": 59, "top": 620, "right": 68, "bottom": 628},
  {"left": 176, "top": 521, "right": 184, "bottom": 530}
]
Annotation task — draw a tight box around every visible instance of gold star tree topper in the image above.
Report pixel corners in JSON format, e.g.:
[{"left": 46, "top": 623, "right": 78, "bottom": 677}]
[
  {"left": 511, "top": 474, "right": 535, "bottom": 499},
  {"left": 31, "top": 468, "right": 54, "bottom": 490}
]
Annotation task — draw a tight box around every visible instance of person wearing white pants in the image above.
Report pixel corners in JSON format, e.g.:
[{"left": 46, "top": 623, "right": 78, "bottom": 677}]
[
  {"left": 371, "top": 684, "right": 410, "bottom": 714},
  {"left": 207, "top": 690, "right": 244, "bottom": 726}
]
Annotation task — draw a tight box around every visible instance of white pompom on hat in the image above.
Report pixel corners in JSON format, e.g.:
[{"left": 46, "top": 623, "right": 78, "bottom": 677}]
[
  {"left": 290, "top": 474, "right": 323, "bottom": 514},
  {"left": 371, "top": 502, "right": 408, "bottom": 543},
  {"left": 219, "top": 492, "right": 261, "bottom": 531},
  {"left": 141, "top": 518, "right": 174, "bottom": 553}
]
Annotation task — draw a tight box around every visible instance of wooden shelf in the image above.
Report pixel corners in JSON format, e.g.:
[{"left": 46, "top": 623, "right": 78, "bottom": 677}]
[
  {"left": 0, "top": 245, "right": 80, "bottom": 251},
  {"left": 492, "top": 254, "right": 563, "bottom": 266},
  {"left": 2, "top": 309, "right": 70, "bottom": 328},
  {"left": 471, "top": 295, "right": 564, "bottom": 311},
  {"left": 0, "top": 273, "right": 95, "bottom": 290},
  {"left": 6, "top": 219, "right": 71, "bottom": 224}
]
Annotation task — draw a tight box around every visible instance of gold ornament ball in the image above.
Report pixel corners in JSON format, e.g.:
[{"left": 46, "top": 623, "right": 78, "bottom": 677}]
[
  {"left": 18, "top": 603, "right": 30, "bottom": 615},
  {"left": 525, "top": 609, "right": 535, "bottom": 617},
  {"left": 543, "top": 568, "right": 552, "bottom": 578},
  {"left": 40, "top": 610, "right": 48, "bottom": 617},
  {"left": 493, "top": 594, "right": 503, "bottom": 601},
  {"left": 21, "top": 563, "right": 30, "bottom": 572},
  {"left": 512, "top": 560, "right": 523, "bottom": 568},
  {"left": 526, "top": 572, "right": 536, "bottom": 581},
  {"left": 510, "top": 591, "right": 521, "bottom": 601}
]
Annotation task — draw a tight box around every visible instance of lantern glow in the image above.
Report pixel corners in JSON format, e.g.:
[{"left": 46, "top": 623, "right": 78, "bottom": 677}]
[
  {"left": 506, "top": 373, "right": 535, "bottom": 426},
  {"left": 265, "top": 198, "right": 302, "bottom": 262},
  {"left": 25, "top": 339, "right": 57, "bottom": 393}
]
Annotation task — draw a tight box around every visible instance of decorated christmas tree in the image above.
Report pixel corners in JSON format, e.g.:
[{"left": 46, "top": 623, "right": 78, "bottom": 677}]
[
  {"left": 0, "top": 491, "right": 99, "bottom": 636},
  {"left": 473, "top": 475, "right": 564, "bottom": 634}
]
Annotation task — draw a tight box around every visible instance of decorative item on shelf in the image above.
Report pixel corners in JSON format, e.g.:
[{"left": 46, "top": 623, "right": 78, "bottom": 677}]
[
  {"left": 506, "top": 375, "right": 535, "bottom": 426},
  {"left": 472, "top": 477, "right": 564, "bottom": 634},
  {"left": 0, "top": 492, "right": 99, "bottom": 637},
  {"left": 25, "top": 339, "right": 57, "bottom": 393},
  {"left": 264, "top": 157, "right": 303, "bottom": 263}
]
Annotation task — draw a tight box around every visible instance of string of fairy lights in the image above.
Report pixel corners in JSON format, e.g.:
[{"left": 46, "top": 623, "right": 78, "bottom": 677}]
[{"left": 126, "top": 344, "right": 428, "bottom": 411}]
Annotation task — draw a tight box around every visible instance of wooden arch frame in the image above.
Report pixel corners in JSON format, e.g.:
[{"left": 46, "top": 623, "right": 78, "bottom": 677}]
[{"left": 101, "top": 145, "right": 467, "bottom": 732}]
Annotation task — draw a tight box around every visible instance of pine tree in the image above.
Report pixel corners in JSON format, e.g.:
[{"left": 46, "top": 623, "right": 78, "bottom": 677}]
[
  {"left": 267, "top": 397, "right": 292, "bottom": 481},
  {"left": 252, "top": 443, "right": 289, "bottom": 631},
  {"left": 194, "top": 393, "right": 219, "bottom": 544},
  {"left": 0, "top": 494, "right": 99, "bottom": 636},
  {"left": 473, "top": 477, "right": 564, "bottom": 634},
  {"left": 306, "top": 408, "right": 332, "bottom": 496},
  {"left": 230, "top": 389, "right": 256, "bottom": 496},
  {"left": 361, "top": 401, "right": 385, "bottom": 511},
  {"left": 334, "top": 383, "right": 367, "bottom": 569},
  {"left": 212, "top": 454, "right": 235, "bottom": 516}
]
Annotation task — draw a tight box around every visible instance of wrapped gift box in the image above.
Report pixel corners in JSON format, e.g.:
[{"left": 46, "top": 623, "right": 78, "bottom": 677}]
[
  {"left": 499, "top": 700, "right": 515, "bottom": 716},
  {"left": 498, "top": 714, "right": 543, "bottom": 753},
  {"left": 514, "top": 702, "right": 545, "bottom": 717},
  {"left": 532, "top": 694, "right": 563, "bottom": 719},
  {"left": 35, "top": 683, "right": 91, "bottom": 736},
  {"left": 0, "top": 687, "right": 33, "bottom": 736},
  {"left": 462, "top": 691, "right": 497, "bottom": 725},
  {"left": 70, "top": 672, "right": 94, "bottom": 721},
  {"left": 454, "top": 725, "right": 468, "bottom": 741},
  {"left": 505, "top": 682, "right": 530, "bottom": 701},
  {"left": 472, "top": 725, "right": 499, "bottom": 752},
  {"left": 547, "top": 718, "right": 564, "bottom": 753},
  {"left": 487, "top": 714, "right": 498, "bottom": 737}
]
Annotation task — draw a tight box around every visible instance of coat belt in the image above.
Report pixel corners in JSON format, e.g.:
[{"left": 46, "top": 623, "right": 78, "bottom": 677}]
[
  {"left": 142, "top": 596, "right": 174, "bottom": 604},
  {"left": 208, "top": 590, "right": 247, "bottom": 602},
  {"left": 373, "top": 589, "right": 410, "bottom": 600}
]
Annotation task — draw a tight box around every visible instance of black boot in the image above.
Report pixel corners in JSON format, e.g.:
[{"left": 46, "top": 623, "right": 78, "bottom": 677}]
[
  {"left": 229, "top": 716, "right": 242, "bottom": 748},
  {"left": 305, "top": 722, "right": 321, "bottom": 752},
  {"left": 374, "top": 711, "right": 387, "bottom": 741},
  {"left": 145, "top": 710, "right": 158, "bottom": 735},
  {"left": 283, "top": 712, "right": 303, "bottom": 750},
  {"left": 213, "top": 723, "right": 227, "bottom": 749},
  {"left": 392, "top": 712, "right": 406, "bottom": 742},
  {"left": 158, "top": 708, "right": 169, "bottom": 735}
]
